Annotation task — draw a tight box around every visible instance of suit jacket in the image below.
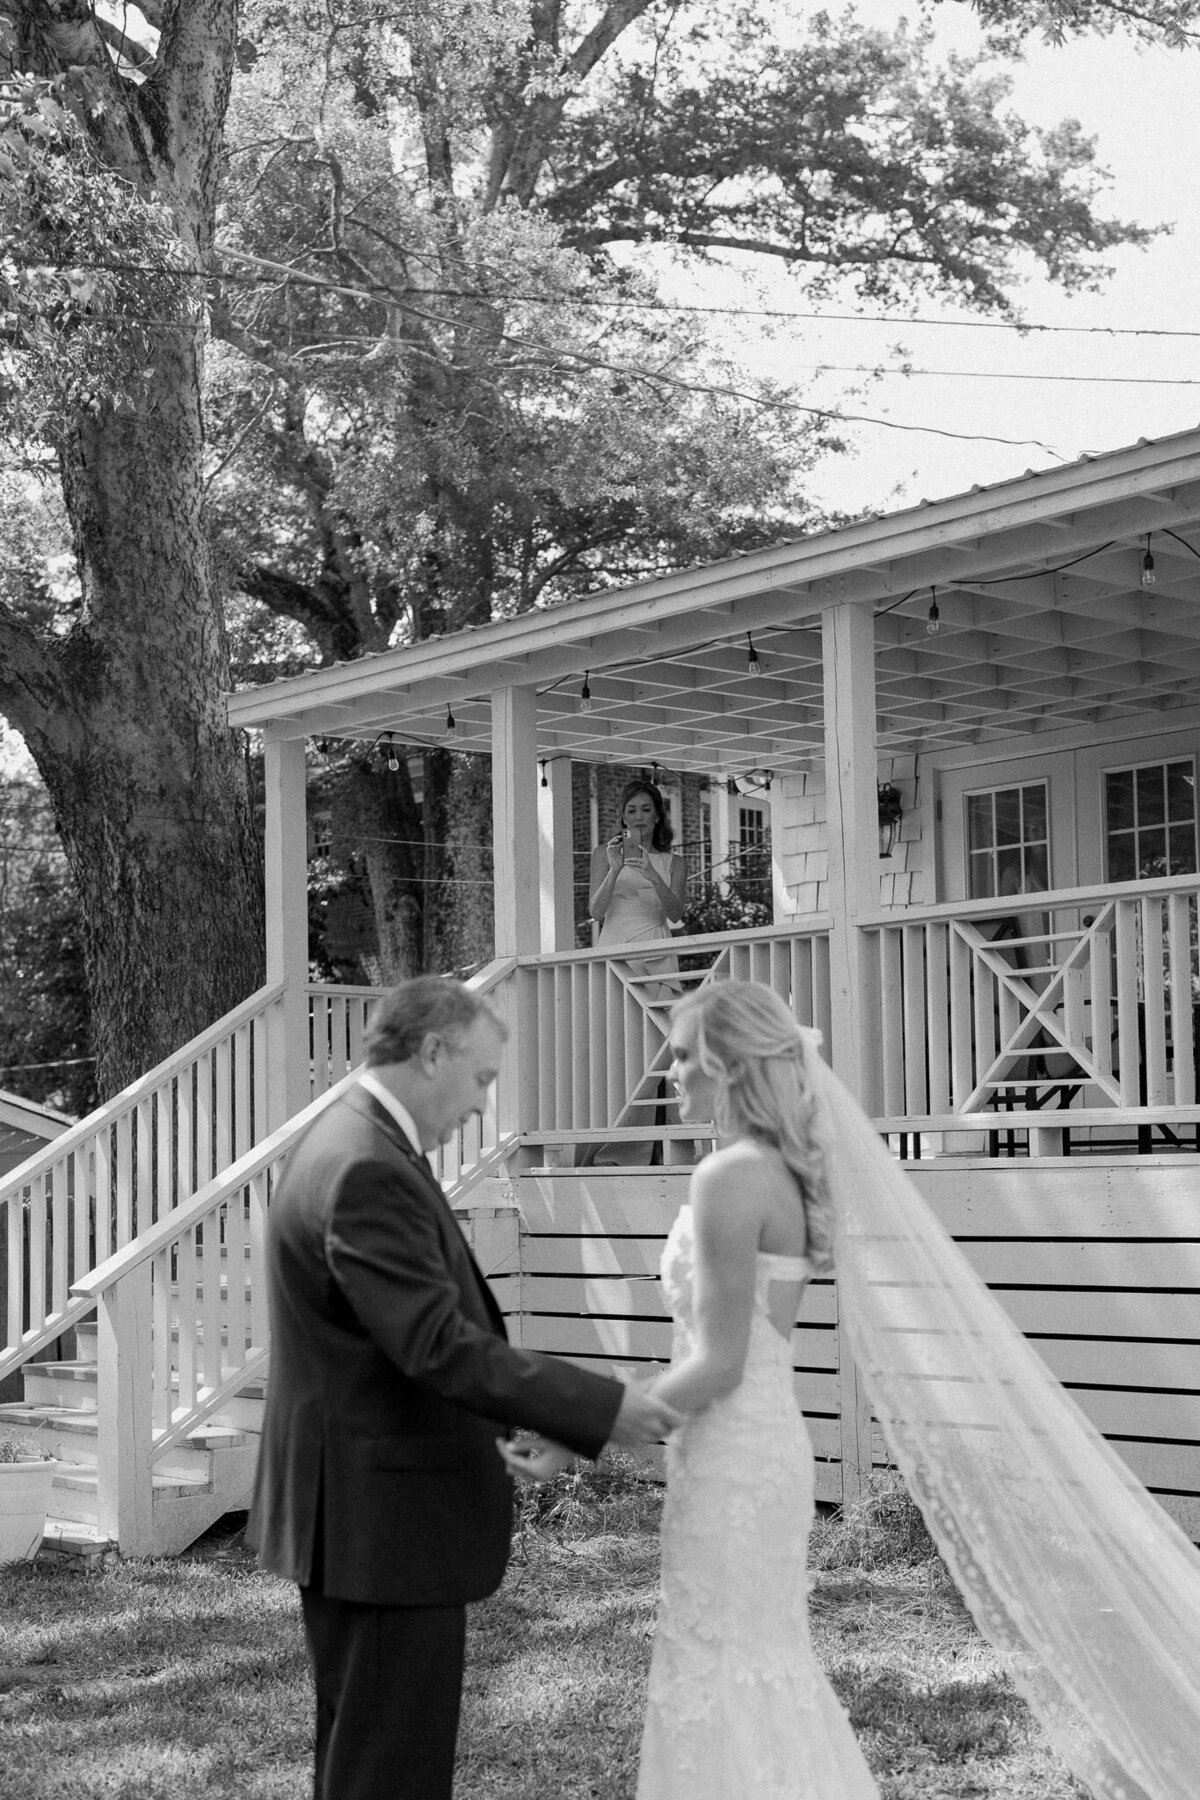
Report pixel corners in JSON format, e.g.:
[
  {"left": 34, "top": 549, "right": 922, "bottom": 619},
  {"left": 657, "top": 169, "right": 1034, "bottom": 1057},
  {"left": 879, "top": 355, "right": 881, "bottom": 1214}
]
[{"left": 247, "top": 1084, "right": 623, "bottom": 1605}]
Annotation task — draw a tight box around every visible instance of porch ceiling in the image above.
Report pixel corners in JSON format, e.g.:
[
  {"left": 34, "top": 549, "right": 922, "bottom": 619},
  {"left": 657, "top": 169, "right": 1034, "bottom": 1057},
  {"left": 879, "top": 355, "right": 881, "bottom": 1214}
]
[{"left": 227, "top": 428, "right": 1200, "bottom": 778}]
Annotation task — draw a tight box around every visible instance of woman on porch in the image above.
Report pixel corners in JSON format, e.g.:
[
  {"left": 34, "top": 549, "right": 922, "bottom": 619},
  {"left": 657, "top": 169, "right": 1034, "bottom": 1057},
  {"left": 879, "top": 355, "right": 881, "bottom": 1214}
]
[{"left": 587, "top": 780, "right": 688, "bottom": 1165}]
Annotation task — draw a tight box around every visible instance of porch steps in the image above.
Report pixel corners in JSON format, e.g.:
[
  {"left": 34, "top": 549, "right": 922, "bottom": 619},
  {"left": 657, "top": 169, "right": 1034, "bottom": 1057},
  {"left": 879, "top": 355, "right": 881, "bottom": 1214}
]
[{"left": 1, "top": 1321, "right": 263, "bottom": 1560}]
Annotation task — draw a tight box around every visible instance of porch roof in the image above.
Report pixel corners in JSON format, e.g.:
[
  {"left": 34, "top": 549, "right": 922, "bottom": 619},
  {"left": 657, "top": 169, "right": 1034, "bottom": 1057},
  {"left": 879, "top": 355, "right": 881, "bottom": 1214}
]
[{"left": 227, "top": 426, "right": 1200, "bottom": 778}]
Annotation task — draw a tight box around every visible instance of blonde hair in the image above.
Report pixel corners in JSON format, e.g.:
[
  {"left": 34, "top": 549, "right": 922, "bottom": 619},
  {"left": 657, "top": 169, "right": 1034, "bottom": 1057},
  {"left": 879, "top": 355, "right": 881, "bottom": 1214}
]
[{"left": 671, "top": 980, "right": 834, "bottom": 1273}]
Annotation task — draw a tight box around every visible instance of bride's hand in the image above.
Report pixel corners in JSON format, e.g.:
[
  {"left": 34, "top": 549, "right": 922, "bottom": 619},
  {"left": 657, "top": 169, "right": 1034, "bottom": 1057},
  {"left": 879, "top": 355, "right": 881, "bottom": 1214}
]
[
  {"left": 495, "top": 1434, "right": 576, "bottom": 1483},
  {"left": 605, "top": 835, "right": 624, "bottom": 870}
]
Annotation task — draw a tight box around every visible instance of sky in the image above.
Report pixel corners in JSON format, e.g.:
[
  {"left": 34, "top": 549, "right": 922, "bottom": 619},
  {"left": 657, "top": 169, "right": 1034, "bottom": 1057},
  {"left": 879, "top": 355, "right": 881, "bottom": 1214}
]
[{"left": 663, "top": 5, "right": 1200, "bottom": 518}]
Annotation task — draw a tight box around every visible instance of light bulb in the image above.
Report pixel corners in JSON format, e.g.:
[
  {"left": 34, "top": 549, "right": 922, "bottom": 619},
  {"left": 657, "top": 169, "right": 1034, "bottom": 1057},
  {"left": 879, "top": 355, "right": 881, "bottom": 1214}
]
[
  {"left": 444, "top": 705, "right": 457, "bottom": 738},
  {"left": 580, "top": 672, "right": 592, "bottom": 713},
  {"left": 746, "top": 631, "right": 761, "bottom": 675},
  {"left": 925, "top": 596, "right": 940, "bottom": 635},
  {"left": 1141, "top": 540, "right": 1156, "bottom": 588}
]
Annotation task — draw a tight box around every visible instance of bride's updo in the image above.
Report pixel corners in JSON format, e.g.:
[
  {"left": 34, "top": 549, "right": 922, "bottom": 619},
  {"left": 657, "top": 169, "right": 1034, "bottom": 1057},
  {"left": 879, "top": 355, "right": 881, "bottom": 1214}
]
[{"left": 671, "top": 980, "right": 834, "bottom": 1273}]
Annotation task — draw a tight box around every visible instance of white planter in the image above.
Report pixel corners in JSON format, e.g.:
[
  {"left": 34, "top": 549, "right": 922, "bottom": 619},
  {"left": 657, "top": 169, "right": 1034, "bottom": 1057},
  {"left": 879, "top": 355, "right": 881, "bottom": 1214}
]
[{"left": 0, "top": 1459, "right": 58, "bottom": 1564}]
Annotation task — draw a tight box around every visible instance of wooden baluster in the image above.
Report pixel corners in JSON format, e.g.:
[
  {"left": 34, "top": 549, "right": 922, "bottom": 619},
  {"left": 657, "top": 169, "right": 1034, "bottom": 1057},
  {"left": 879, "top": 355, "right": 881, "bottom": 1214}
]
[
  {"left": 925, "top": 921, "right": 950, "bottom": 1116},
  {"left": 588, "top": 959, "right": 606, "bottom": 1134},
  {"left": 1114, "top": 899, "right": 1141, "bottom": 1107},
  {"left": 48, "top": 1156, "right": 68, "bottom": 1323},
  {"left": 223, "top": 1183, "right": 248, "bottom": 1365},
  {"left": 175, "top": 1232, "right": 197, "bottom": 1415},
  {"left": 571, "top": 962, "right": 588, "bottom": 1132},
  {"left": 4, "top": 1191, "right": 20, "bottom": 1354},
  {"left": 248, "top": 1173, "right": 270, "bottom": 1352},
  {"left": 135, "top": 1096, "right": 153, "bottom": 1233},
  {"left": 200, "top": 1209, "right": 225, "bottom": 1393},
  {"left": 28, "top": 1170, "right": 48, "bottom": 1337},
  {"left": 195, "top": 1051, "right": 214, "bottom": 1191},
  {"left": 233, "top": 1024, "right": 253, "bottom": 1162},
  {"left": 1142, "top": 897, "right": 1168, "bottom": 1105},
  {"left": 879, "top": 928, "right": 904, "bottom": 1116},
  {"left": 155, "top": 1081, "right": 173, "bottom": 1218},
  {"left": 214, "top": 1035, "right": 233, "bottom": 1173},
  {"left": 151, "top": 1248, "right": 171, "bottom": 1432},
  {"left": 902, "top": 923, "right": 928, "bottom": 1117},
  {"left": 1167, "top": 892, "right": 1195, "bottom": 1106}
]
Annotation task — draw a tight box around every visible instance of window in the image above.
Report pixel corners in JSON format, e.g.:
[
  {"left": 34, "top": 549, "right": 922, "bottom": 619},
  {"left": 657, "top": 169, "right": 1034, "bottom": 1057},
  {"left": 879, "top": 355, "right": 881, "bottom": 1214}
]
[
  {"left": 733, "top": 799, "right": 771, "bottom": 907},
  {"left": 965, "top": 784, "right": 1049, "bottom": 900},
  {"left": 1104, "top": 759, "right": 1197, "bottom": 882}
]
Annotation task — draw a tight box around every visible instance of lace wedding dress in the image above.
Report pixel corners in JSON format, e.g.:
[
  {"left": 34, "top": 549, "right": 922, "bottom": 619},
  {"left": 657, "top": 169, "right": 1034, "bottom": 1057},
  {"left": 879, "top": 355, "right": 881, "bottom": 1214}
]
[{"left": 636, "top": 1202, "right": 880, "bottom": 1800}]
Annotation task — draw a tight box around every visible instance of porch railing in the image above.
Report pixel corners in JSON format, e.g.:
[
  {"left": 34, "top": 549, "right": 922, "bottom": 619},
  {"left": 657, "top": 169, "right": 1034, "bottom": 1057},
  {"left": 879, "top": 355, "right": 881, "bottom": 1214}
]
[
  {"left": 860, "top": 873, "right": 1200, "bottom": 1148},
  {"left": 510, "top": 921, "right": 832, "bottom": 1156},
  {"left": 1, "top": 983, "right": 285, "bottom": 1379}
]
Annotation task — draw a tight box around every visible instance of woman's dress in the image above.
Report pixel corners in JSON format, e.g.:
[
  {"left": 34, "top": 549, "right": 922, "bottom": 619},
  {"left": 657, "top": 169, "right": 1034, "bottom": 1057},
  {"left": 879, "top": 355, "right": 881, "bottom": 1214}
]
[
  {"left": 597, "top": 851, "right": 681, "bottom": 1001},
  {"left": 637, "top": 1203, "right": 880, "bottom": 1800}
]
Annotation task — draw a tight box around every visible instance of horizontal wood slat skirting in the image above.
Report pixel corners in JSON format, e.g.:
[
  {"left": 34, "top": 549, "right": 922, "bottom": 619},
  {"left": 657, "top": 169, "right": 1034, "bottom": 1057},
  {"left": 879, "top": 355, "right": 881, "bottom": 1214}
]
[{"left": 498, "top": 1159, "right": 1200, "bottom": 1535}]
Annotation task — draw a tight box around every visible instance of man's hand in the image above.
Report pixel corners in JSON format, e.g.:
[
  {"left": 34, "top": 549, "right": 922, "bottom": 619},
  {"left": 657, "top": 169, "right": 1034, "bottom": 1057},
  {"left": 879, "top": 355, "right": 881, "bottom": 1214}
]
[
  {"left": 495, "top": 1435, "right": 575, "bottom": 1483},
  {"left": 608, "top": 1380, "right": 684, "bottom": 1447}
]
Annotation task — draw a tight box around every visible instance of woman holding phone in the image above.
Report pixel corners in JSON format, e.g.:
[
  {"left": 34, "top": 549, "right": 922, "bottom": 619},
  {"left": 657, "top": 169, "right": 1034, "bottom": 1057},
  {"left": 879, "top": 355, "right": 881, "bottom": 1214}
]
[
  {"left": 587, "top": 780, "right": 689, "bottom": 1166},
  {"left": 589, "top": 779, "right": 688, "bottom": 968}
]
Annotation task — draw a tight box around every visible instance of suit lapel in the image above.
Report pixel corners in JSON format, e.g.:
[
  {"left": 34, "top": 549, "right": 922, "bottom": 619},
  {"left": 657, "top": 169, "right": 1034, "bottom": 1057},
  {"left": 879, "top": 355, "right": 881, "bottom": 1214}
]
[{"left": 346, "top": 1086, "right": 507, "bottom": 1335}]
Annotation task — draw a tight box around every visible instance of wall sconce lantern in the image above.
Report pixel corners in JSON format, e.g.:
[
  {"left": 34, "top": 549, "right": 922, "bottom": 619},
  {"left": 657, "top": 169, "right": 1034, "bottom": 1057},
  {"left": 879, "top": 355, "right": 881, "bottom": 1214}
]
[{"left": 878, "top": 782, "right": 903, "bottom": 857}]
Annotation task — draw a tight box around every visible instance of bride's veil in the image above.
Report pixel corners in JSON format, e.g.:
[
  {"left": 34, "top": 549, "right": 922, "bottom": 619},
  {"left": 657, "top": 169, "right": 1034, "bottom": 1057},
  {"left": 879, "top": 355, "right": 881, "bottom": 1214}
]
[{"left": 811, "top": 1047, "right": 1200, "bottom": 1799}]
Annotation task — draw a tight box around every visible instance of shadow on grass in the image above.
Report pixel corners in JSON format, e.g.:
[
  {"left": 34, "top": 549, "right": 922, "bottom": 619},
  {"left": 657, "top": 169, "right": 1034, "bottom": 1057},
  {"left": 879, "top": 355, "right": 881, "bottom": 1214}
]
[{"left": 0, "top": 1560, "right": 311, "bottom": 1800}]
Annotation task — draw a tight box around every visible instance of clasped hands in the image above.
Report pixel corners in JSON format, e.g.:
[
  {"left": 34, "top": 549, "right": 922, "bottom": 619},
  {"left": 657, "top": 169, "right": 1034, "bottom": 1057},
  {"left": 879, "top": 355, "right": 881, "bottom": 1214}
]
[{"left": 496, "top": 1377, "right": 683, "bottom": 1484}]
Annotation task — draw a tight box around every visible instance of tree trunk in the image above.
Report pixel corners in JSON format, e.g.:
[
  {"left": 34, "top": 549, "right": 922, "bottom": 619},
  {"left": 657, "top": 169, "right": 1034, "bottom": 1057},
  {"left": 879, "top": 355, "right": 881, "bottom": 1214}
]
[
  {"left": 18, "top": 322, "right": 263, "bottom": 1095},
  {"left": 331, "top": 756, "right": 424, "bottom": 984},
  {"left": 422, "top": 750, "right": 494, "bottom": 975}
]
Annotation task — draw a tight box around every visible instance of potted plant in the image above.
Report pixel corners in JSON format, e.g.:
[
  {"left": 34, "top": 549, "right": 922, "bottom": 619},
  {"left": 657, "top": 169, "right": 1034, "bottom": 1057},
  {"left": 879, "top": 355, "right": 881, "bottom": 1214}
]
[{"left": 0, "top": 1431, "right": 58, "bottom": 1564}]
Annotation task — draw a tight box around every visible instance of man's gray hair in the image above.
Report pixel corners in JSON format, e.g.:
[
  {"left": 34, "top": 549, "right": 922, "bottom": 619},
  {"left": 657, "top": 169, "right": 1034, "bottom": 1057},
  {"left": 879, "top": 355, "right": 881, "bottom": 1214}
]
[{"left": 364, "top": 975, "right": 505, "bottom": 1067}]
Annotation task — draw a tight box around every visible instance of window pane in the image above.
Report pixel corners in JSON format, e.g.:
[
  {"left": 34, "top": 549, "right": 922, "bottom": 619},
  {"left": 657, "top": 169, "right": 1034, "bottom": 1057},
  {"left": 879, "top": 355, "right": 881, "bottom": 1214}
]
[
  {"left": 1021, "top": 785, "right": 1047, "bottom": 841},
  {"left": 1138, "top": 826, "right": 1166, "bottom": 877},
  {"left": 1168, "top": 824, "right": 1198, "bottom": 875},
  {"left": 1166, "top": 762, "right": 1196, "bottom": 824},
  {"left": 966, "top": 794, "right": 993, "bottom": 852},
  {"left": 994, "top": 790, "right": 1022, "bottom": 846},
  {"left": 1106, "top": 770, "right": 1135, "bottom": 833},
  {"left": 1107, "top": 835, "right": 1136, "bottom": 883},
  {"left": 968, "top": 850, "right": 995, "bottom": 899},
  {"left": 1137, "top": 765, "right": 1166, "bottom": 827},
  {"left": 1022, "top": 843, "right": 1049, "bottom": 891},
  {"left": 995, "top": 847, "right": 1023, "bottom": 896}
]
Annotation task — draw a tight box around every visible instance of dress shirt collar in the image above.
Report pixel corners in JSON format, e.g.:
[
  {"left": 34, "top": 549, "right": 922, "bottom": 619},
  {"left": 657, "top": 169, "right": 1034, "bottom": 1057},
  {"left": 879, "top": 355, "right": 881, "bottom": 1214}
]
[{"left": 358, "top": 1070, "right": 426, "bottom": 1160}]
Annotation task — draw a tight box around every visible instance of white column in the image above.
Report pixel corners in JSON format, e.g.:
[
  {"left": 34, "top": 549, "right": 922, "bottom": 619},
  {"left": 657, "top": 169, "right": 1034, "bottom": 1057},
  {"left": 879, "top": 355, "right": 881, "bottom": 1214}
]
[
  {"left": 491, "top": 686, "right": 541, "bottom": 957},
  {"left": 539, "top": 757, "right": 575, "bottom": 952},
  {"left": 822, "top": 601, "right": 880, "bottom": 1106},
  {"left": 263, "top": 728, "right": 311, "bottom": 1127}
]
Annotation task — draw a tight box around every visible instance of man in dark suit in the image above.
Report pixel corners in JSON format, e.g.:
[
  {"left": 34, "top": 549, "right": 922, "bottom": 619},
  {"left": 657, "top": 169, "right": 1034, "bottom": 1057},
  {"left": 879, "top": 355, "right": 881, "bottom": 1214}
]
[{"left": 247, "top": 975, "right": 679, "bottom": 1799}]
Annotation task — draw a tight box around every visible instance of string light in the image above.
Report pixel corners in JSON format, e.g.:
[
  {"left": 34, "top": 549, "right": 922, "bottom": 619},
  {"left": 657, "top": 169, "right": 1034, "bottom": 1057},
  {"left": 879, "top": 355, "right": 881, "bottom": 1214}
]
[
  {"left": 383, "top": 733, "right": 400, "bottom": 771},
  {"left": 746, "top": 631, "right": 761, "bottom": 675},
  {"left": 1141, "top": 536, "right": 1156, "bottom": 588},
  {"left": 539, "top": 760, "right": 548, "bottom": 787},
  {"left": 580, "top": 671, "right": 592, "bottom": 713},
  {"left": 925, "top": 588, "right": 940, "bottom": 636},
  {"left": 444, "top": 703, "right": 457, "bottom": 738}
]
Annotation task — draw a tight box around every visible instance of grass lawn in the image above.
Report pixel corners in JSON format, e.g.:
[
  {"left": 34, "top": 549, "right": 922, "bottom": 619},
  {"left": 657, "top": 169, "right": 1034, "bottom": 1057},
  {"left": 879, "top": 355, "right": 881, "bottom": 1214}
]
[{"left": 0, "top": 1469, "right": 1083, "bottom": 1800}]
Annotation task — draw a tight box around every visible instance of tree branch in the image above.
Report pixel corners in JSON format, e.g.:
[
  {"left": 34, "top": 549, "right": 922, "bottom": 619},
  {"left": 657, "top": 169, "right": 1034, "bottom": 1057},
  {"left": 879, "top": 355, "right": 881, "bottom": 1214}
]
[{"left": 147, "top": 0, "right": 239, "bottom": 250}]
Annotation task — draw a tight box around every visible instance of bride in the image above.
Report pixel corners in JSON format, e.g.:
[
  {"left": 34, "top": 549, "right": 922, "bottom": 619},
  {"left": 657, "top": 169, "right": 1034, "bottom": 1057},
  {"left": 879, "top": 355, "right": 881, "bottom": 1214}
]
[
  {"left": 636, "top": 979, "right": 879, "bottom": 1799},
  {"left": 505, "top": 979, "right": 1200, "bottom": 1800}
]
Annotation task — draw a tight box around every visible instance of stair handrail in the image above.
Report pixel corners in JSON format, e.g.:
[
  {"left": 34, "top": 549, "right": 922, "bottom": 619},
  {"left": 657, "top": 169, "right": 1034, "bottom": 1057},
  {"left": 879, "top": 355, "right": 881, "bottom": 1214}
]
[
  {"left": 0, "top": 980, "right": 286, "bottom": 1199},
  {"left": 69, "top": 1072, "right": 359, "bottom": 1304}
]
